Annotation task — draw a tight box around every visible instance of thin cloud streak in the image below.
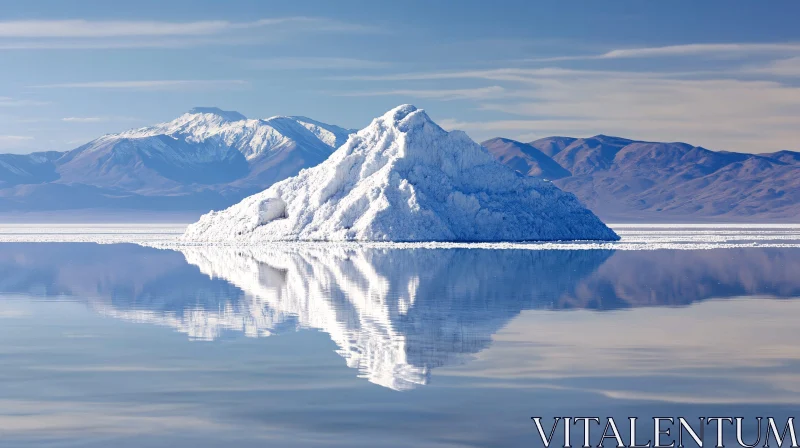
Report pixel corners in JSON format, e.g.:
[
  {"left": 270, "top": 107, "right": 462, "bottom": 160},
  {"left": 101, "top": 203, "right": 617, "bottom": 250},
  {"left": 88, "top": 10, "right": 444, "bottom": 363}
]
[
  {"left": 0, "top": 17, "right": 378, "bottom": 50},
  {"left": 0, "top": 37, "right": 261, "bottom": 50},
  {"left": 742, "top": 57, "right": 800, "bottom": 77},
  {"left": 62, "top": 117, "right": 139, "bottom": 123},
  {"left": 0, "top": 96, "right": 49, "bottom": 107},
  {"left": 249, "top": 57, "right": 391, "bottom": 70},
  {"left": 436, "top": 77, "right": 800, "bottom": 152},
  {"left": 0, "top": 135, "right": 34, "bottom": 148},
  {"left": 340, "top": 53, "right": 800, "bottom": 152},
  {"left": 30, "top": 80, "right": 249, "bottom": 90},
  {"left": 0, "top": 17, "right": 375, "bottom": 38},
  {"left": 530, "top": 42, "right": 800, "bottom": 62},
  {"left": 333, "top": 67, "right": 699, "bottom": 83},
  {"left": 335, "top": 86, "right": 506, "bottom": 100}
]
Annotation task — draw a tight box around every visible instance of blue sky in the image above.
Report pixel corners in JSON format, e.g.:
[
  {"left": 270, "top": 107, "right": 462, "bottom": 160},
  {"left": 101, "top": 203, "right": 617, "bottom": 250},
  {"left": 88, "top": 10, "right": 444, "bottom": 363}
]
[{"left": 1, "top": 0, "right": 799, "bottom": 153}]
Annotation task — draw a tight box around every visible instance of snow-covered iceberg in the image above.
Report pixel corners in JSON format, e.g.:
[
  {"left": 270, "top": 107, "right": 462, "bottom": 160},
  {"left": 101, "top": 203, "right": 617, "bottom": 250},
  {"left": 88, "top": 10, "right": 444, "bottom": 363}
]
[{"left": 182, "top": 105, "right": 619, "bottom": 242}]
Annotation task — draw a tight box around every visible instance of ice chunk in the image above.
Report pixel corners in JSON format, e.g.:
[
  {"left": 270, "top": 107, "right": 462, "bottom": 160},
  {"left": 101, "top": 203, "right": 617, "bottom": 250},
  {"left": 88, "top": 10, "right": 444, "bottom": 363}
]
[{"left": 255, "top": 196, "right": 287, "bottom": 226}]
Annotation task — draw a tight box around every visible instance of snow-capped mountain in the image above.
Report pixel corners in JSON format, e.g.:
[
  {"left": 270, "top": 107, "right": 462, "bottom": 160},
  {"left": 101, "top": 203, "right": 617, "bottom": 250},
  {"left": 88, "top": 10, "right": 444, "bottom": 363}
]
[
  {"left": 112, "top": 107, "right": 351, "bottom": 163},
  {"left": 0, "top": 108, "right": 355, "bottom": 212},
  {"left": 183, "top": 105, "right": 618, "bottom": 242},
  {"left": 485, "top": 136, "right": 800, "bottom": 221},
  {"left": 58, "top": 107, "right": 353, "bottom": 190}
]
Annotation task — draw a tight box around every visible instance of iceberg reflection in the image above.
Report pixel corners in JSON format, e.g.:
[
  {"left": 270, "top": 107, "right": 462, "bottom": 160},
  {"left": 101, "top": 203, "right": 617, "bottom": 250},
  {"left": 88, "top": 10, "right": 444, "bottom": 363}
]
[
  {"left": 2, "top": 243, "right": 800, "bottom": 391},
  {"left": 169, "top": 247, "right": 612, "bottom": 389}
]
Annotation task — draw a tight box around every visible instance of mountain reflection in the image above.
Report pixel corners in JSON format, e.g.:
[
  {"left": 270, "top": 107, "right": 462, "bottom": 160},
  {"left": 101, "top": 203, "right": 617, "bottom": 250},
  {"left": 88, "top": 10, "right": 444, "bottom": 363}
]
[{"left": 1, "top": 243, "right": 800, "bottom": 390}]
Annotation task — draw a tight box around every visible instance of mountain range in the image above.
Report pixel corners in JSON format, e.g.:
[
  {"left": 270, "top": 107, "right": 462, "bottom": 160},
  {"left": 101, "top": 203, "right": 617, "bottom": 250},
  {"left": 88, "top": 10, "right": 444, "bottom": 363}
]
[
  {"left": 0, "top": 107, "right": 354, "bottom": 213},
  {"left": 1, "top": 106, "right": 797, "bottom": 222},
  {"left": 483, "top": 135, "right": 800, "bottom": 221}
]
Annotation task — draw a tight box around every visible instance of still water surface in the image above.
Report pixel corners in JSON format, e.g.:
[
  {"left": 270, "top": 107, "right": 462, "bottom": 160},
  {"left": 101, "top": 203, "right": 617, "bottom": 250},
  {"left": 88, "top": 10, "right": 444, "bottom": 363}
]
[{"left": 1, "top": 233, "right": 799, "bottom": 447}]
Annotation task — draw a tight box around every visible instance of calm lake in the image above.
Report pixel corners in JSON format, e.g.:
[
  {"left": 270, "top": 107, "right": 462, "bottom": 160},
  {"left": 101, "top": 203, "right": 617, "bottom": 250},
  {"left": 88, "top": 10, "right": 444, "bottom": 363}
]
[{"left": 1, "top": 226, "right": 800, "bottom": 447}]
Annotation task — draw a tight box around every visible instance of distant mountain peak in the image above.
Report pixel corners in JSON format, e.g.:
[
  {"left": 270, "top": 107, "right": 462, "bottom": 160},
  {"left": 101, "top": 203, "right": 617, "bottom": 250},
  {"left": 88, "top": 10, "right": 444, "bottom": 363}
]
[{"left": 187, "top": 107, "right": 246, "bottom": 122}]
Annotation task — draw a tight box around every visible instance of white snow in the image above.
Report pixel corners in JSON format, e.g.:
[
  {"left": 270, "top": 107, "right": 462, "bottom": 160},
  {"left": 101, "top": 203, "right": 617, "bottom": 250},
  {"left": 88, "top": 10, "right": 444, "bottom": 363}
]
[
  {"left": 182, "top": 105, "right": 619, "bottom": 242},
  {"left": 89, "top": 107, "right": 352, "bottom": 162},
  {"left": 290, "top": 115, "right": 356, "bottom": 148}
]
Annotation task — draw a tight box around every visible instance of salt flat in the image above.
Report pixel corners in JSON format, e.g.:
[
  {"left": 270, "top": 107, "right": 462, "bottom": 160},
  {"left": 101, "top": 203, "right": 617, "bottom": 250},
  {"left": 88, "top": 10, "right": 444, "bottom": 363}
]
[
  {"left": 0, "top": 223, "right": 187, "bottom": 243},
  {"left": 1, "top": 223, "right": 800, "bottom": 250}
]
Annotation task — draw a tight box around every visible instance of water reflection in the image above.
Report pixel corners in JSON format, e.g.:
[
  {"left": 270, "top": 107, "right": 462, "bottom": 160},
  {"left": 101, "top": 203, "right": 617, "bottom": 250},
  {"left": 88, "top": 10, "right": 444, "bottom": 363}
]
[
  {"left": 1, "top": 244, "right": 800, "bottom": 391},
  {"left": 175, "top": 247, "right": 613, "bottom": 389}
]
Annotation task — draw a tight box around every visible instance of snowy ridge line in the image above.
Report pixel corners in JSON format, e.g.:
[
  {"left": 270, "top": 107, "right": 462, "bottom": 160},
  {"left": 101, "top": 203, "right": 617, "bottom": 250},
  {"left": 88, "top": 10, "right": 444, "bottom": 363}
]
[{"left": 109, "top": 108, "right": 350, "bottom": 162}]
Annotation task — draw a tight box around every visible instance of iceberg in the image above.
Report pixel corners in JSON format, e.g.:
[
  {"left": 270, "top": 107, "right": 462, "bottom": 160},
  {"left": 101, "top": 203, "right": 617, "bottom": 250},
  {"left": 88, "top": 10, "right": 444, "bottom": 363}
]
[{"left": 182, "top": 105, "right": 619, "bottom": 242}]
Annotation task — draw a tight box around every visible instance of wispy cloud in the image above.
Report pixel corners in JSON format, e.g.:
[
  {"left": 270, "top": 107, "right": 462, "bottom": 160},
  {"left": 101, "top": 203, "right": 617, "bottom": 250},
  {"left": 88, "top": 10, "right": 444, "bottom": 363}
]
[
  {"left": 440, "top": 76, "right": 800, "bottom": 151},
  {"left": 61, "top": 116, "right": 140, "bottom": 123},
  {"left": 336, "top": 86, "right": 506, "bottom": 100},
  {"left": 61, "top": 117, "right": 108, "bottom": 123},
  {"left": 743, "top": 56, "right": 800, "bottom": 77},
  {"left": 335, "top": 39, "right": 800, "bottom": 152},
  {"left": 0, "top": 96, "right": 49, "bottom": 107},
  {"left": 355, "top": 65, "right": 800, "bottom": 151},
  {"left": 0, "top": 17, "right": 377, "bottom": 50},
  {"left": 0, "top": 135, "right": 33, "bottom": 142},
  {"left": 333, "top": 67, "right": 683, "bottom": 82},
  {"left": 248, "top": 57, "right": 390, "bottom": 70},
  {"left": 31, "top": 80, "right": 249, "bottom": 90},
  {"left": 0, "top": 19, "right": 238, "bottom": 38},
  {"left": 0, "top": 135, "right": 34, "bottom": 150},
  {"left": 531, "top": 42, "right": 800, "bottom": 62},
  {"left": 0, "top": 17, "right": 374, "bottom": 38},
  {"left": 0, "top": 38, "right": 250, "bottom": 50}
]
